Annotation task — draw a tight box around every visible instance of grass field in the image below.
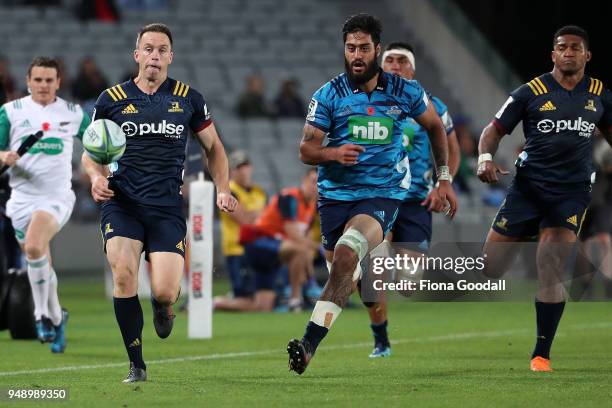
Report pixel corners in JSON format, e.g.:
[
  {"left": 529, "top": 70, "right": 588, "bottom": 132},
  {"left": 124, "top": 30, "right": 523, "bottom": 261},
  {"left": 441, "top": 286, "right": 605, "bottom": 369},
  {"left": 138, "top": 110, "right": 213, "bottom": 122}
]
[{"left": 0, "top": 278, "right": 611, "bottom": 407}]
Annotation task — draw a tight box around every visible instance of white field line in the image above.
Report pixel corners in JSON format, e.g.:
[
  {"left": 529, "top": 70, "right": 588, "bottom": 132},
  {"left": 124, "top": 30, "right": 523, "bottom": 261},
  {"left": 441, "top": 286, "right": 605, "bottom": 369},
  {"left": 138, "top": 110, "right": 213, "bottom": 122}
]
[{"left": 0, "top": 322, "right": 610, "bottom": 378}]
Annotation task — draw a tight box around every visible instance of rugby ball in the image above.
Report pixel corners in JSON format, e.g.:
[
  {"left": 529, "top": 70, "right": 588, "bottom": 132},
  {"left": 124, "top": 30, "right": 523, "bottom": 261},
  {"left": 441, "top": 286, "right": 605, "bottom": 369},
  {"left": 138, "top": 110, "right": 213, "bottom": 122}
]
[{"left": 82, "top": 119, "right": 126, "bottom": 165}]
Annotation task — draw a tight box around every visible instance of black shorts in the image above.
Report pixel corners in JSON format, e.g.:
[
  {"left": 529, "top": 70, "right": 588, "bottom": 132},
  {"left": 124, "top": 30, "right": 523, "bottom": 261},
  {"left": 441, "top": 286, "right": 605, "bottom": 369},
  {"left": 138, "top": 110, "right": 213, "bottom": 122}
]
[
  {"left": 318, "top": 197, "right": 400, "bottom": 251},
  {"left": 580, "top": 205, "right": 612, "bottom": 240},
  {"left": 100, "top": 198, "right": 187, "bottom": 259},
  {"left": 492, "top": 176, "right": 591, "bottom": 238},
  {"left": 392, "top": 200, "right": 432, "bottom": 253}
]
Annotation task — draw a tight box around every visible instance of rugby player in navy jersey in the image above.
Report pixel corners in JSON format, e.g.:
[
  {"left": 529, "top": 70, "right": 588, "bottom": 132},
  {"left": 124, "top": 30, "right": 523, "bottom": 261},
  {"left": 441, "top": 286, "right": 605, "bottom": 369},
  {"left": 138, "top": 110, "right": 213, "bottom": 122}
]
[
  {"left": 287, "top": 14, "right": 457, "bottom": 375},
  {"left": 82, "top": 23, "right": 237, "bottom": 383},
  {"left": 478, "top": 26, "right": 612, "bottom": 372}
]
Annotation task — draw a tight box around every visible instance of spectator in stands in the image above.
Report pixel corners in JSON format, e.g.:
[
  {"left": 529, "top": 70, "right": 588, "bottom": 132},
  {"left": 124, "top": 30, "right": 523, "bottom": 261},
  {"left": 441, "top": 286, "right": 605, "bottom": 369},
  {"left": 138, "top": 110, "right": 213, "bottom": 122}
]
[
  {"left": 72, "top": 57, "right": 109, "bottom": 104},
  {"left": 214, "top": 168, "right": 319, "bottom": 312},
  {"left": 75, "top": 0, "right": 120, "bottom": 22},
  {"left": 274, "top": 78, "right": 306, "bottom": 118},
  {"left": 0, "top": 77, "right": 5, "bottom": 105},
  {"left": 235, "top": 74, "right": 272, "bottom": 118},
  {"left": 117, "top": 0, "right": 168, "bottom": 9},
  {"left": 0, "top": 55, "right": 18, "bottom": 102},
  {"left": 452, "top": 115, "right": 477, "bottom": 195},
  {"left": 55, "top": 57, "right": 72, "bottom": 100},
  {"left": 219, "top": 151, "right": 267, "bottom": 298}
]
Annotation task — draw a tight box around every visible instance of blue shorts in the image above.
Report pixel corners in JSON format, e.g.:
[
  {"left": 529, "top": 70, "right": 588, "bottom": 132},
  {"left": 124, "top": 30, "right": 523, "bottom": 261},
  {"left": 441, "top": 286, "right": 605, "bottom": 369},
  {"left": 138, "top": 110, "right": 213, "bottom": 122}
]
[
  {"left": 492, "top": 176, "right": 591, "bottom": 238},
  {"left": 318, "top": 197, "right": 400, "bottom": 251},
  {"left": 244, "top": 237, "right": 281, "bottom": 290},
  {"left": 100, "top": 198, "right": 186, "bottom": 260},
  {"left": 391, "top": 200, "right": 432, "bottom": 253}
]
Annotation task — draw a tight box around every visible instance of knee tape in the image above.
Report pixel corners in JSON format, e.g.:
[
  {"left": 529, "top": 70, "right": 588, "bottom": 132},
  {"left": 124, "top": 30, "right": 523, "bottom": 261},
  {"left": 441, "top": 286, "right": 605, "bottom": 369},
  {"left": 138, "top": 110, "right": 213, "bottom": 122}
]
[{"left": 335, "top": 228, "right": 369, "bottom": 261}]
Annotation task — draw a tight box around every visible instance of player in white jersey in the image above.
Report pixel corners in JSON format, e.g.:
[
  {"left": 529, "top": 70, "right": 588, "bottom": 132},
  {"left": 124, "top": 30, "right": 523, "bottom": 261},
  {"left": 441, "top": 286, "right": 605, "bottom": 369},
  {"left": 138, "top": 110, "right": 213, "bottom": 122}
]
[{"left": 0, "top": 57, "right": 90, "bottom": 353}]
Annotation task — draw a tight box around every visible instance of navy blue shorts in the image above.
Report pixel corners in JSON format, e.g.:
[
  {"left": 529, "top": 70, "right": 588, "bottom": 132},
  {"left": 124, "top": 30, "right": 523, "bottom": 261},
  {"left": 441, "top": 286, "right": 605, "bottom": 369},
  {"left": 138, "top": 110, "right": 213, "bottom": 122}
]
[
  {"left": 244, "top": 237, "right": 281, "bottom": 290},
  {"left": 100, "top": 198, "right": 187, "bottom": 260},
  {"left": 318, "top": 197, "right": 400, "bottom": 251},
  {"left": 492, "top": 176, "right": 591, "bottom": 238},
  {"left": 226, "top": 255, "right": 255, "bottom": 297},
  {"left": 392, "top": 200, "right": 432, "bottom": 253}
]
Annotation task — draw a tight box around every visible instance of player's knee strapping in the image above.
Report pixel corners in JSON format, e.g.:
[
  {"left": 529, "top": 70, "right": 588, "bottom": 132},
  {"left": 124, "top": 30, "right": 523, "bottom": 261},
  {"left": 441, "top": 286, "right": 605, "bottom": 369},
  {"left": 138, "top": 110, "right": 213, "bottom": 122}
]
[{"left": 334, "top": 228, "right": 367, "bottom": 282}]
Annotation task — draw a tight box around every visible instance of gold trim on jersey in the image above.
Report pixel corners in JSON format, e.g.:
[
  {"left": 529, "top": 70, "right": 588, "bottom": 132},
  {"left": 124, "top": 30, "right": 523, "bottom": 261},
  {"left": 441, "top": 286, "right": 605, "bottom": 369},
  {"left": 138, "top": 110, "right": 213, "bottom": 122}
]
[
  {"left": 106, "top": 84, "right": 128, "bottom": 101},
  {"left": 121, "top": 103, "right": 139, "bottom": 114},
  {"left": 172, "top": 80, "right": 190, "bottom": 97},
  {"left": 527, "top": 77, "right": 548, "bottom": 96},
  {"left": 588, "top": 78, "right": 603, "bottom": 96},
  {"left": 539, "top": 101, "right": 556, "bottom": 111}
]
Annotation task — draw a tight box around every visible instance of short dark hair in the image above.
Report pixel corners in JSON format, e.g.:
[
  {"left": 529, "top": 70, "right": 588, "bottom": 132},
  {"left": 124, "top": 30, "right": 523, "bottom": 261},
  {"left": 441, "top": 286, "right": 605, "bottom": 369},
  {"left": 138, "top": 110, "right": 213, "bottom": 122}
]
[
  {"left": 342, "top": 13, "right": 382, "bottom": 45},
  {"left": 553, "top": 25, "right": 589, "bottom": 49},
  {"left": 27, "top": 56, "right": 60, "bottom": 77},
  {"left": 136, "top": 23, "right": 173, "bottom": 48},
  {"left": 385, "top": 41, "right": 415, "bottom": 56}
]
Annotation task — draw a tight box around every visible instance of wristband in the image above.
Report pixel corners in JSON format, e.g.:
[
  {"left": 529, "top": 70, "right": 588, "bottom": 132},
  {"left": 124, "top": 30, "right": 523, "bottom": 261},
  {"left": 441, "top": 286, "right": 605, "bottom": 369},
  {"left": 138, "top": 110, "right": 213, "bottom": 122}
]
[
  {"left": 436, "top": 165, "right": 452, "bottom": 181},
  {"left": 478, "top": 153, "right": 493, "bottom": 165}
]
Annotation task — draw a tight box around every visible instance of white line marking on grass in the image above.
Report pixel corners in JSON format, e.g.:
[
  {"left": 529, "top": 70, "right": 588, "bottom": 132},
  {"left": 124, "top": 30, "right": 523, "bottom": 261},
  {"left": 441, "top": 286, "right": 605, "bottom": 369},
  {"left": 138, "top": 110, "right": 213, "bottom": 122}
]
[{"left": 1, "top": 322, "right": 610, "bottom": 378}]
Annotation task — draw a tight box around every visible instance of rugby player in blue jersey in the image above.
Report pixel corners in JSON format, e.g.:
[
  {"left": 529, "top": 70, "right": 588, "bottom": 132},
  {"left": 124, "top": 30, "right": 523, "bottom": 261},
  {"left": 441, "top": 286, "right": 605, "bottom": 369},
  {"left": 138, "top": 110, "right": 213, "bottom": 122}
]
[
  {"left": 82, "top": 23, "right": 237, "bottom": 383},
  {"left": 363, "top": 42, "right": 460, "bottom": 358},
  {"left": 478, "top": 26, "right": 612, "bottom": 372},
  {"left": 287, "top": 14, "right": 458, "bottom": 374}
]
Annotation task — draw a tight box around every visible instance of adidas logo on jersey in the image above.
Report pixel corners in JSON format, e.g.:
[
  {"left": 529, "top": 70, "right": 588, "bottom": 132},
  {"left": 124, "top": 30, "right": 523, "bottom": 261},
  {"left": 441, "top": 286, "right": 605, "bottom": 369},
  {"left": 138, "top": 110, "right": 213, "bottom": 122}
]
[
  {"left": 121, "top": 104, "right": 138, "bottom": 114},
  {"left": 566, "top": 215, "right": 578, "bottom": 227},
  {"left": 168, "top": 101, "right": 183, "bottom": 113},
  {"left": 19, "top": 119, "right": 32, "bottom": 128},
  {"left": 584, "top": 99, "right": 597, "bottom": 112},
  {"left": 539, "top": 101, "right": 556, "bottom": 111}
]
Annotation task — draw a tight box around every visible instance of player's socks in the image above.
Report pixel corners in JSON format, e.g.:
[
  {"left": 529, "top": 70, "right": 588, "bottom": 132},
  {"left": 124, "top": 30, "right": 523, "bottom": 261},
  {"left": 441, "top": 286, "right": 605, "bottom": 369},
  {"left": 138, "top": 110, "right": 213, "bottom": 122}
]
[
  {"left": 370, "top": 320, "right": 390, "bottom": 348},
  {"left": 47, "top": 268, "right": 63, "bottom": 326},
  {"left": 301, "top": 321, "right": 328, "bottom": 353},
  {"left": 288, "top": 301, "right": 341, "bottom": 374},
  {"left": 532, "top": 300, "right": 565, "bottom": 359},
  {"left": 113, "top": 296, "right": 146, "bottom": 370},
  {"left": 302, "top": 300, "right": 342, "bottom": 353},
  {"left": 26, "top": 255, "right": 51, "bottom": 321}
]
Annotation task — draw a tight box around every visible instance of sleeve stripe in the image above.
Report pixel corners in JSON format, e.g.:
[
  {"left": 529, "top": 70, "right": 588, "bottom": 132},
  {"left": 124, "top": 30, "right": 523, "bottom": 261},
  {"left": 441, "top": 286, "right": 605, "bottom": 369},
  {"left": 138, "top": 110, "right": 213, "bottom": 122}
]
[
  {"left": 588, "top": 78, "right": 604, "bottom": 96},
  {"left": 112, "top": 86, "right": 123, "bottom": 100},
  {"left": 534, "top": 77, "right": 548, "bottom": 94},
  {"left": 173, "top": 80, "right": 181, "bottom": 95},
  {"left": 178, "top": 83, "right": 185, "bottom": 97},
  {"left": 530, "top": 80, "right": 544, "bottom": 95},
  {"left": 526, "top": 81, "right": 539, "bottom": 95},
  {"left": 116, "top": 85, "right": 127, "bottom": 99},
  {"left": 193, "top": 119, "right": 212, "bottom": 133},
  {"left": 181, "top": 84, "right": 189, "bottom": 97},
  {"left": 492, "top": 119, "right": 507, "bottom": 135},
  {"left": 106, "top": 88, "right": 119, "bottom": 101}
]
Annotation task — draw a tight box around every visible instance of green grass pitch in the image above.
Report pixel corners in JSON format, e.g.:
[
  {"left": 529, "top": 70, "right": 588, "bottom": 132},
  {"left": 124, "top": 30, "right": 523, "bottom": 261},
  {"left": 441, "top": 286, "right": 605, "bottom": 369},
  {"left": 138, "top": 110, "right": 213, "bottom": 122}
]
[{"left": 0, "top": 279, "right": 610, "bottom": 407}]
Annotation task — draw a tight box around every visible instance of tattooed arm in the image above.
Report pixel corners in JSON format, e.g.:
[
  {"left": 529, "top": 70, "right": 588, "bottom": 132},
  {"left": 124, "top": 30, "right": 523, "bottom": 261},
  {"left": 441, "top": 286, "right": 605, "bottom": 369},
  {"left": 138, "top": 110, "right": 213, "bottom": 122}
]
[{"left": 299, "top": 123, "right": 365, "bottom": 165}]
